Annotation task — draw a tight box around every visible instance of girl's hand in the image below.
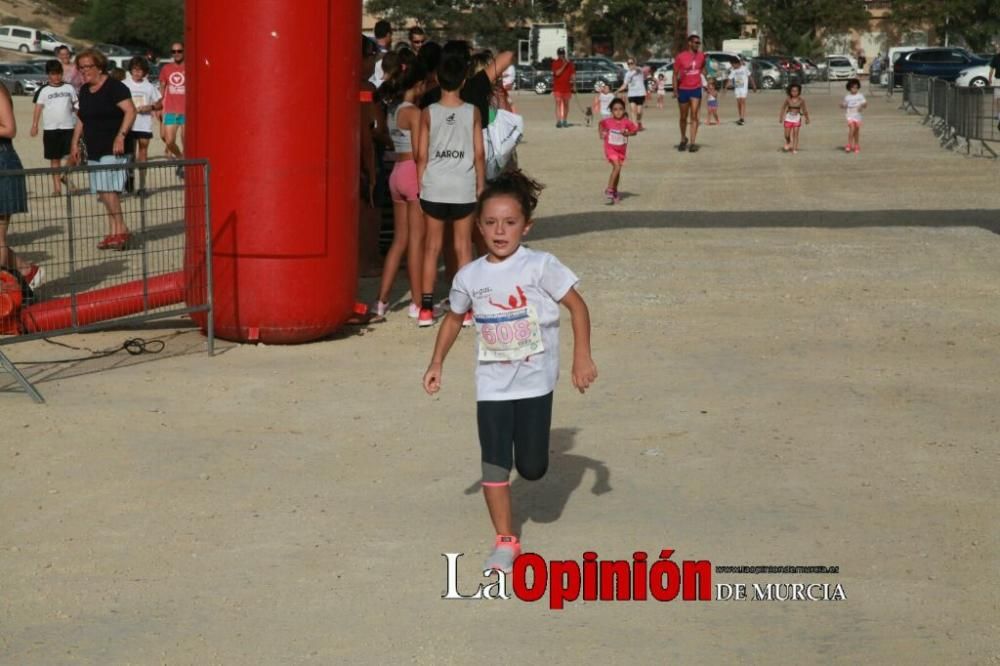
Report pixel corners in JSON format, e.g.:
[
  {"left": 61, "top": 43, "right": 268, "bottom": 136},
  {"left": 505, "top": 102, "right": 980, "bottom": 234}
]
[
  {"left": 805, "top": 117, "right": 810, "bottom": 125},
  {"left": 571, "top": 357, "right": 598, "bottom": 394},
  {"left": 423, "top": 362, "right": 443, "bottom": 394},
  {"left": 112, "top": 135, "right": 125, "bottom": 156}
]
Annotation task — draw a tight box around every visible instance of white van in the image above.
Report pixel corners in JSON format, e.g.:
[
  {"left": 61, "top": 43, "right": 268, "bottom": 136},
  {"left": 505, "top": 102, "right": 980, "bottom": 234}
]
[{"left": 0, "top": 25, "right": 42, "bottom": 53}]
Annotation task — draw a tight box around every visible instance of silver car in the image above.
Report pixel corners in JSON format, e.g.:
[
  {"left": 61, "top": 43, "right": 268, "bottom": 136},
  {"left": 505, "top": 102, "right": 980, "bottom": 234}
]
[
  {"left": 825, "top": 56, "right": 857, "bottom": 80},
  {"left": 0, "top": 63, "right": 46, "bottom": 95}
]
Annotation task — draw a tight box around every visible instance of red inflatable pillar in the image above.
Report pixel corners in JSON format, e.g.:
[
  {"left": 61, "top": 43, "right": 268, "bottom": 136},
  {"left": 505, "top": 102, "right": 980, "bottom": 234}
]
[{"left": 185, "top": 1, "right": 361, "bottom": 343}]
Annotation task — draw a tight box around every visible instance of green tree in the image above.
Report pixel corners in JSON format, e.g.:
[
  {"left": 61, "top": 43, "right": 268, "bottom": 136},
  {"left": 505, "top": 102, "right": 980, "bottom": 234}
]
[
  {"left": 744, "top": 0, "right": 870, "bottom": 55},
  {"left": 890, "top": 0, "right": 1000, "bottom": 53},
  {"left": 365, "top": 0, "right": 532, "bottom": 50},
  {"left": 70, "top": 0, "right": 183, "bottom": 53}
]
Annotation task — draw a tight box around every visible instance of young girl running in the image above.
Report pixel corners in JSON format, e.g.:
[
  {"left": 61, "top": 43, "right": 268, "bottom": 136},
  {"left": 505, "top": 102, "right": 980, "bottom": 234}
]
[
  {"left": 705, "top": 81, "right": 720, "bottom": 125},
  {"left": 598, "top": 98, "right": 638, "bottom": 204},
  {"left": 841, "top": 78, "right": 867, "bottom": 153},
  {"left": 373, "top": 61, "right": 428, "bottom": 318},
  {"left": 591, "top": 81, "right": 615, "bottom": 121},
  {"left": 779, "top": 83, "right": 809, "bottom": 153},
  {"left": 422, "top": 170, "right": 598, "bottom": 573},
  {"left": 655, "top": 74, "right": 667, "bottom": 109}
]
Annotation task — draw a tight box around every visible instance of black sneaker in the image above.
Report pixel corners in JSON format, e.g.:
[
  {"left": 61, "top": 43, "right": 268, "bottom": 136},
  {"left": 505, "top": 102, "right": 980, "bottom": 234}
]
[
  {"left": 678, "top": 139, "right": 688, "bottom": 152},
  {"left": 688, "top": 143, "right": 700, "bottom": 152},
  {"left": 737, "top": 118, "right": 745, "bottom": 125}
]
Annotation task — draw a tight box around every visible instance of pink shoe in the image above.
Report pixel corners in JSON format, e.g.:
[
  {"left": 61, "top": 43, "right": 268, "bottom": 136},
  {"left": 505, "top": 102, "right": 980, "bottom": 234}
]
[
  {"left": 845, "top": 144, "right": 853, "bottom": 152},
  {"left": 417, "top": 308, "right": 434, "bottom": 327},
  {"left": 853, "top": 145, "right": 860, "bottom": 154},
  {"left": 484, "top": 535, "right": 521, "bottom": 573}
]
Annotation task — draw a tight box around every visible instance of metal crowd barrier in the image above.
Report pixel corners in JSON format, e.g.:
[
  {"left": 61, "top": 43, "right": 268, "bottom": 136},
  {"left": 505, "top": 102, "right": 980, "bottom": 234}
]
[
  {"left": 0, "top": 159, "right": 213, "bottom": 403},
  {"left": 903, "top": 74, "right": 999, "bottom": 157}
]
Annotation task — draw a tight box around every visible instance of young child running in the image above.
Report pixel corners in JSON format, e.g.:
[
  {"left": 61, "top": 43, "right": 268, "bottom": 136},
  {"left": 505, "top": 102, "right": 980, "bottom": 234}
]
[
  {"left": 416, "top": 52, "right": 485, "bottom": 328},
  {"left": 705, "top": 81, "right": 720, "bottom": 125},
  {"left": 124, "top": 57, "right": 162, "bottom": 167},
  {"left": 598, "top": 98, "right": 638, "bottom": 204},
  {"left": 779, "top": 83, "right": 809, "bottom": 153},
  {"left": 841, "top": 78, "right": 867, "bottom": 153},
  {"left": 592, "top": 81, "right": 615, "bottom": 121},
  {"left": 422, "top": 170, "right": 598, "bottom": 573},
  {"left": 30, "top": 60, "right": 77, "bottom": 196},
  {"left": 728, "top": 57, "right": 755, "bottom": 125},
  {"left": 656, "top": 73, "right": 667, "bottom": 109},
  {"left": 373, "top": 61, "right": 428, "bottom": 318}
]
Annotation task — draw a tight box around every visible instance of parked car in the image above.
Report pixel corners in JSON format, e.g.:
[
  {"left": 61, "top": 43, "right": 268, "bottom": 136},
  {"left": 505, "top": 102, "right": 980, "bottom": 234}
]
[
  {"left": 704, "top": 51, "right": 741, "bottom": 83},
  {"left": 750, "top": 57, "right": 784, "bottom": 89},
  {"left": 573, "top": 57, "right": 623, "bottom": 92},
  {"left": 39, "top": 31, "right": 71, "bottom": 53},
  {"left": 0, "top": 25, "right": 43, "bottom": 53},
  {"left": 893, "top": 47, "right": 988, "bottom": 84},
  {"left": 954, "top": 64, "right": 991, "bottom": 88},
  {"left": 92, "top": 43, "right": 136, "bottom": 57},
  {"left": 825, "top": 56, "right": 857, "bottom": 80},
  {"left": 794, "top": 57, "right": 820, "bottom": 82},
  {"left": 513, "top": 64, "right": 535, "bottom": 90},
  {"left": 0, "top": 63, "right": 46, "bottom": 95},
  {"left": 756, "top": 55, "right": 804, "bottom": 83}
]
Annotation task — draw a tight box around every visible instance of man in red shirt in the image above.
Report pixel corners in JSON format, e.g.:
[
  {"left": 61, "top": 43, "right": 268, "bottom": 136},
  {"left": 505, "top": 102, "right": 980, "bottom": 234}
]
[
  {"left": 159, "top": 42, "right": 186, "bottom": 170},
  {"left": 551, "top": 47, "right": 575, "bottom": 128},
  {"left": 672, "top": 34, "right": 706, "bottom": 152}
]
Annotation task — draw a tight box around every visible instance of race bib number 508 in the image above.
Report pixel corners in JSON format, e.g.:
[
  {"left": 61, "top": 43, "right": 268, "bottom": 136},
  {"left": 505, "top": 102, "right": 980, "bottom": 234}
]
[{"left": 476, "top": 306, "right": 544, "bottom": 362}]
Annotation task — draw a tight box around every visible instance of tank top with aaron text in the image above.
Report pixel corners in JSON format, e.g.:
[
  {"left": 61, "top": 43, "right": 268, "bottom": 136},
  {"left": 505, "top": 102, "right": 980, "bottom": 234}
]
[{"left": 421, "top": 102, "right": 476, "bottom": 204}]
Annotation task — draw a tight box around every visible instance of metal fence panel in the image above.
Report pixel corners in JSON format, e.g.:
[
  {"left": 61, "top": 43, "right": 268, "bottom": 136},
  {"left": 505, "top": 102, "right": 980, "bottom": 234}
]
[{"left": 0, "top": 159, "right": 213, "bottom": 402}]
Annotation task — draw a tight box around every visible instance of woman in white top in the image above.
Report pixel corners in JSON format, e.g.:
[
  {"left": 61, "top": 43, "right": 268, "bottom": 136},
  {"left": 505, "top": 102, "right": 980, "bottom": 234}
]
[{"left": 616, "top": 58, "right": 648, "bottom": 131}]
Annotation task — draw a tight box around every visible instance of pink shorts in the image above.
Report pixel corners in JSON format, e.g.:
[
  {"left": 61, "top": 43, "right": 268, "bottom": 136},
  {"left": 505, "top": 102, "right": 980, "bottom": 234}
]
[
  {"left": 389, "top": 159, "right": 419, "bottom": 202},
  {"left": 783, "top": 120, "right": 801, "bottom": 129},
  {"left": 604, "top": 146, "right": 627, "bottom": 164},
  {"left": 847, "top": 118, "right": 862, "bottom": 126}
]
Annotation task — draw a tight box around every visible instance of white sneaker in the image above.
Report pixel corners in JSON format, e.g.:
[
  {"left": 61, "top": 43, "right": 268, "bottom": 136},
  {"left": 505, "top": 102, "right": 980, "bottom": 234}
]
[{"left": 373, "top": 300, "right": 389, "bottom": 317}]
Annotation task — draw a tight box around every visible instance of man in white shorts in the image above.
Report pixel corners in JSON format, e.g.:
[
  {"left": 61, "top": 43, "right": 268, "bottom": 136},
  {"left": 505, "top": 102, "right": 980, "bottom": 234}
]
[{"left": 728, "top": 57, "right": 756, "bottom": 125}]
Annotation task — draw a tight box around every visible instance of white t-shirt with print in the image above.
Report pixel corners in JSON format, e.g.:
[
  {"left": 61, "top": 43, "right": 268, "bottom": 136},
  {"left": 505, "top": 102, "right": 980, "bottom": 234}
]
[
  {"left": 843, "top": 93, "right": 866, "bottom": 121},
  {"left": 33, "top": 83, "right": 77, "bottom": 130},
  {"left": 729, "top": 66, "right": 751, "bottom": 95},
  {"left": 598, "top": 92, "right": 615, "bottom": 116},
  {"left": 124, "top": 78, "right": 162, "bottom": 133},
  {"left": 449, "top": 246, "right": 579, "bottom": 402},
  {"left": 625, "top": 68, "right": 646, "bottom": 97}
]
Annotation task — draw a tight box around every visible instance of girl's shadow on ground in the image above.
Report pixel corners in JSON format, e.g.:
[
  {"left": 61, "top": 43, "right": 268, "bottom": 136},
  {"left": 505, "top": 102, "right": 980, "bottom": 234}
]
[{"left": 464, "top": 427, "right": 611, "bottom": 535}]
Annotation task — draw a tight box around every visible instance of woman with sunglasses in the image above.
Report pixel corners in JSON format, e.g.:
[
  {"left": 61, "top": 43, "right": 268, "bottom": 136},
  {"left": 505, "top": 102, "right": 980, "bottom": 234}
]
[
  {"left": 616, "top": 58, "right": 647, "bottom": 131},
  {"left": 672, "top": 34, "right": 706, "bottom": 152}
]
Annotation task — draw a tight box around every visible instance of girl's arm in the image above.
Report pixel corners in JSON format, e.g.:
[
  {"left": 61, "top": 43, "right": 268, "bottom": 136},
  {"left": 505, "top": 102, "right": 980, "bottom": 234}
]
[
  {"left": 472, "top": 108, "right": 485, "bottom": 196},
  {"left": 560, "top": 287, "right": 597, "bottom": 393},
  {"left": 415, "top": 107, "right": 430, "bottom": 186},
  {"left": 423, "top": 311, "right": 466, "bottom": 394},
  {"left": 802, "top": 98, "right": 810, "bottom": 123},
  {"left": 487, "top": 51, "right": 515, "bottom": 84},
  {"left": 0, "top": 85, "right": 16, "bottom": 139}
]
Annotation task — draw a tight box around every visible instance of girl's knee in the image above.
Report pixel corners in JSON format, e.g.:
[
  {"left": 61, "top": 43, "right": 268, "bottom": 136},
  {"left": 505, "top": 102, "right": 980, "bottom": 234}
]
[{"left": 516, "top": 460, "right": 548, "bottom": 481}]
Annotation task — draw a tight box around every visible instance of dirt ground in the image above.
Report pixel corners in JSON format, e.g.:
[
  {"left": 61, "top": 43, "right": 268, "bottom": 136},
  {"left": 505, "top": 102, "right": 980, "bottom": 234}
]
[{"left": 2, "top": 86, "right": 999, "bottom": 664}]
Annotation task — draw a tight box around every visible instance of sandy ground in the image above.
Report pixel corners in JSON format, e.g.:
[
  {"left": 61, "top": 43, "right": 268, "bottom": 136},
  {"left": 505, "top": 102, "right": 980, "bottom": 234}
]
[{"left": 2, "top": 85, "right": 999, "bottom": 664}]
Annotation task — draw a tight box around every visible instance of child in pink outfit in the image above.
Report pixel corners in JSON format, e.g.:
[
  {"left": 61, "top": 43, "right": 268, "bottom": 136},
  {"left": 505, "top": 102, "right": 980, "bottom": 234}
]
[{"left": 598, "top": 98, "right": 638, "bottom": 204}]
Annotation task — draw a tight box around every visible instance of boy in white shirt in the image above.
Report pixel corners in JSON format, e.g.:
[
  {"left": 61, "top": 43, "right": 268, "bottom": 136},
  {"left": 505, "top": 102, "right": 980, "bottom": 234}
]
[
  {"left": 124, "top": 57, "right": 162, "bottom": 165},
  {"left": 727, "top": 57, "right": 755, "bottom": 125},
  {"left": 30, "top": 60, "right": 77, "bottom": 196}
]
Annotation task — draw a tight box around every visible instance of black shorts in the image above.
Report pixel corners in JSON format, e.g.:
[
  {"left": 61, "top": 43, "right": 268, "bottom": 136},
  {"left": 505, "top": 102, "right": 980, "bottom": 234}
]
[
  {"left": 420, "top": 199, "right": 476, "bottom": 221},
  {"left": 477, "top": 392, "right": 553, "bottom": 483},
  {"left": 628, "top": 95, "right": 646, "bottom": 106},
  {"left": 129, "top": 130, "right": 153, "bottom": 141},
  {"left": 42, "top": 129, "right": 73, "bottom": 160}
]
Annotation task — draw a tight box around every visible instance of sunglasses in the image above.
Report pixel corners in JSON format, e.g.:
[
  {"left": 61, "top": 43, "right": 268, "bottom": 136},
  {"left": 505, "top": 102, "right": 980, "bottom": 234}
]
[
  {"left": 412, "top": 40, "right": 425, "bottom": 46},
  {"left": 172, "top": 49, "right": 184, "bottom": 53}
]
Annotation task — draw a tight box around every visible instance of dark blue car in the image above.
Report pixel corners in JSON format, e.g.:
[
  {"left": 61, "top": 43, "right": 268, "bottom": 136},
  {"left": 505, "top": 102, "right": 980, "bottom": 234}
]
[{"left": 894, "top": 47, "right": 988, "bottom": 83}]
